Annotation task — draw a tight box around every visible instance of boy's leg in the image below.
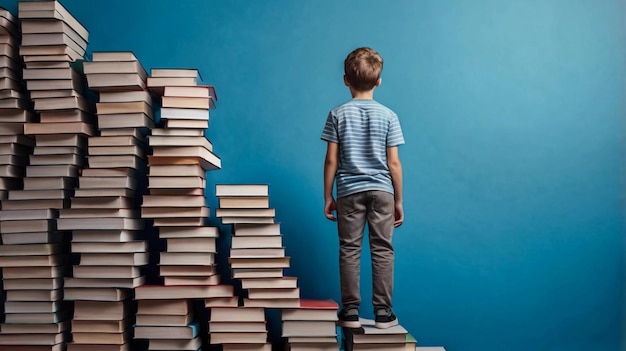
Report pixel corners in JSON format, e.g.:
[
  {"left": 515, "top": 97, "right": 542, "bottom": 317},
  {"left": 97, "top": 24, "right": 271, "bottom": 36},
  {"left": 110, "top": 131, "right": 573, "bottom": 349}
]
[
  {"left": 337, "top": 192, "right": 368, "bottom": 309},
  {"left": 366, "top": 190, "right": 395, "bottom": 310}
]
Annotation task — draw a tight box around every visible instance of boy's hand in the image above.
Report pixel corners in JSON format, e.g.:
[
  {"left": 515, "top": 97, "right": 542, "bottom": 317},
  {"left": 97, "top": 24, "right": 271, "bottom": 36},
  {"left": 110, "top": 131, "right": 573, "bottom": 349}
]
[
  {"left": 394, "top": 202, "right": 404, "bottom": 227},
  {"left": 324, "top": 197, "right": 337, "bottom": 221}
]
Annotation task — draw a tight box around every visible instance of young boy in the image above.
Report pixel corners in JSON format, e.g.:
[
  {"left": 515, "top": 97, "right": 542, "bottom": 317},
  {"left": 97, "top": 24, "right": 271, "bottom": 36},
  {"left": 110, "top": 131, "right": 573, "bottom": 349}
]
[{"left": 321, "top": 47, "right": 404, "bottom": 329}]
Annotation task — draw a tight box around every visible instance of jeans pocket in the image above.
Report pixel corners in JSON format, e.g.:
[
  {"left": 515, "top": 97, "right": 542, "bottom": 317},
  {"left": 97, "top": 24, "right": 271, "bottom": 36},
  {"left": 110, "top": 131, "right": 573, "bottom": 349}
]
[
  {"left": 338, "top": 194, "right": 359, "bottom": 216},
  {"left": 371, "top": 191, "right": 394, "bottom": 215}
]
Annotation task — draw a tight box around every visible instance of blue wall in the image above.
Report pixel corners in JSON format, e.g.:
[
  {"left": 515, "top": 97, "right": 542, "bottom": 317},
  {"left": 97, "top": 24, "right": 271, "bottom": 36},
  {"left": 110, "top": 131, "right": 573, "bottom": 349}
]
[{"left": 2, "top": 0, "right": 625, "bottom": 350}]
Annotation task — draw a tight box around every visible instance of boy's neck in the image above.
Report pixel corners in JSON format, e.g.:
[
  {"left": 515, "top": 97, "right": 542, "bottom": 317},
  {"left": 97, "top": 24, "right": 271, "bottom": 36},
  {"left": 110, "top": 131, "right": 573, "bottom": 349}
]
[{"left": 350, "top": 88, "right": 375, "bottom": 100}]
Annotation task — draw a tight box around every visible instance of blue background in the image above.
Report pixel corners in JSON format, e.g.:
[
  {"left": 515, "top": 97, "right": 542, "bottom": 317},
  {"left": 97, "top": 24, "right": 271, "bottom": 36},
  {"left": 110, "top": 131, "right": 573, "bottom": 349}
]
[{"left": 1, "top": 1, "right": 625, "bottom": 350}]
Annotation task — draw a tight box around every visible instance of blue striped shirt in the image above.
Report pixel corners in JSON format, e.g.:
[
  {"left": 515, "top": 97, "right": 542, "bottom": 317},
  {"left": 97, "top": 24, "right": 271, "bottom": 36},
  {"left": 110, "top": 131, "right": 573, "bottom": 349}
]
[{"left": 321, "top": 99, "right": 405, "bottom": 198}]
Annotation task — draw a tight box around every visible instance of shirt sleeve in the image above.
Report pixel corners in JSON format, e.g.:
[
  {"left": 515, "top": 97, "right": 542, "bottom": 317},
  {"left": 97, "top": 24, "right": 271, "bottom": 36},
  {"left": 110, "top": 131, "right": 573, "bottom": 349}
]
[
  {"left": 320, "top": 111, "right": 339, "bottom": 143},
  {"left": 387, "top": 113, "right": 405, "bottom": 147}
]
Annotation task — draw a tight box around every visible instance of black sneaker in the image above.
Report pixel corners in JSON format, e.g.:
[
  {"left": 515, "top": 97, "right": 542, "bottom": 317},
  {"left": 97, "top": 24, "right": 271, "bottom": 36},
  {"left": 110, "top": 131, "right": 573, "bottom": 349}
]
[
  {"left": 374, "top": 308, "right": 398, "bottom": 329},
  {"left": 338, "top": 306, "right": 361, "bottom": 328}
]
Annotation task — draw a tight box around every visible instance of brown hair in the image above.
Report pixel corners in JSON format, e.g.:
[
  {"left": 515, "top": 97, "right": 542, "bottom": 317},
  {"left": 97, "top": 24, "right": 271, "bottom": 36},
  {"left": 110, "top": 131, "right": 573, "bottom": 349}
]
[{"left": 344, "top": 47, "right": 383, "bottom": 91}]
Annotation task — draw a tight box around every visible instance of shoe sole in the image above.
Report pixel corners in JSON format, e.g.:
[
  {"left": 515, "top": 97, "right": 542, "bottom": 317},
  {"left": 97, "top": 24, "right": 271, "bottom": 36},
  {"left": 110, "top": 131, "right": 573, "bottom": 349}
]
[
  {"left": 374, "top": 319, "right": 399, "bottom": 329},
  {"left": 339, "top": 320, "right": 361, "bottom": 328}
]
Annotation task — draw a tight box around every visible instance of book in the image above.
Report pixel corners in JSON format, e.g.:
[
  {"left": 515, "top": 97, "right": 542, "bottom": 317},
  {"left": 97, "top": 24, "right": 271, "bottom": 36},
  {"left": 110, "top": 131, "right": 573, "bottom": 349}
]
[
  {"left": 5, "top": 289, "right": 61, "bottom": 302},
  {"left": 162, "top": 96, "right": 212, "bottom": 110},
  {"left": 164, "top": 85, "right": 215, "bottom": 100},
  {"left": 164, "top": 275, "right": 220, "bottom": 286},
  {"left": 135, "top": 313, "right": 192, "bottom": 326},
  {"left": 216, "top": 208, "right": 276, "bottom": 218},
  {"left": 208, "top": 321, "right": 266, "bottom": 333},
  {"left": 282, "top": 299, "right": 339, "bottom": 321},
  {"left": 2, "top": 266, "right": 66, "bottom": 279},
  {"left": 64, "top": 288, "right": 128, "bottom": 301},
  {"left": 232, "top": 268, "right": 284, "bottom": 279},
  {"left": 230, "top": 247, "right": 286, "bottom": 258},
  {"left": 166, "top": 237, "right": 216, "bottom": 253},
  {"left": 134, "top": 324, "right": 199, "bottom": 339},
  {"left": 72, "top": 265, "right": 141, "bottom": 279},
  {"left": 73, "top": 301, "right": 128, "bottom": 321},
  {"left": 148, "top": 155, "right": 220, "bottom": 171},
  {"left": 216, "top": 184, "right": 268, "bottom": 197},
  {"left": 64, "top": 276, "right": 145, "bottom": 289},
  {"left": 222, "top": 344, "right": 271, "bottom": 351},
  {"left": 159, "top": 265, "right": 216, "bottom": 277},
  {"left": 147, "top": 337, "right": 201, "bottom": 351},
  {"left": 160, "top": 252, "right": 215, "bottom": 265},
  {"left": 243, "top": 298, "right": 300, "bottom": 308},
  {"left": 142, "top": 195, "right": 206, "bottom": 207},
  {"left": 158, "top": 226, "right": 218, "bottom": 238},
  {"left": 92, "top": 52, "right": 139, "bottom": 62},
  {"left": 204, "top": 296, "right": 240, "bottom": 308},
  {"left": 137, "top": 299, "right": 189, "bottom": 315},
  {"left": 282, "top": 320, "right": 337, "bottom": 337},
  {"left": 160, "top": 107, "right": 208, "bottom": 121},
  {"left": 134, "top": 284, "right": 233, "bottom": 300},
  {"left": 148, "top": 135, "right": 212, "bottom": 150},
  {"left": 78, "top": 252, "right": 148, "bottom": 266},
  {"left": 219, "top": 196, "right": 269, "bottom": 209},
  {"left": 3, "top": 278, "right": 63, "bottom": 290},
  {"left": 71, "top": 332, "right": 129, "bottom": 345},
  {"left": 209, "top": 332, "right": 267, "bottom": 344},
  {"left": 241, "top": 277, "right": 298, "bottom": 290},
  {"left": 228, "top": 257, "right": 290, "bottom": 269},
  {"left": 71, "top": 240, "right": 147, "bottom": 253},
  {"left": 231, "top": 235, "right": 283, "bottom": 249},
  {"left": 234, "top": 223, "right": 281, "bottom": 236},
  {"left": 67, "top": 344, "right": 130, "bottom": 351},
  {"left": 210, "top": 307, "right": 265, "bottom": 322}
]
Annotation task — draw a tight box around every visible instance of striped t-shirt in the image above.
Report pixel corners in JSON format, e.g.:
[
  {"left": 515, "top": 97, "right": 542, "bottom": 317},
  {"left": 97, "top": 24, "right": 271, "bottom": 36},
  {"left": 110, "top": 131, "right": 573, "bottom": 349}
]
[{"left": 321, "top": 99, "right": 405, "bottom": 198}]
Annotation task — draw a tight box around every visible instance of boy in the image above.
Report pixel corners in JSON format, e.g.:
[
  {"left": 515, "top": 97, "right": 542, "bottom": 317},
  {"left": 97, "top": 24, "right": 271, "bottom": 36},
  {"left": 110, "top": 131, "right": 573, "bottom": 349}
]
[{"left": 321, "top": 47, "right": 404, "bottom": 329}]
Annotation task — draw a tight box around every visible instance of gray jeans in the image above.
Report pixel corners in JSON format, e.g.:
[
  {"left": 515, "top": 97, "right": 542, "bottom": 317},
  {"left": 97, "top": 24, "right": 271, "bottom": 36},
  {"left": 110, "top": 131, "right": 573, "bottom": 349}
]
[{"left": 337, "top": 190, "right": 395, "bottom": 310}]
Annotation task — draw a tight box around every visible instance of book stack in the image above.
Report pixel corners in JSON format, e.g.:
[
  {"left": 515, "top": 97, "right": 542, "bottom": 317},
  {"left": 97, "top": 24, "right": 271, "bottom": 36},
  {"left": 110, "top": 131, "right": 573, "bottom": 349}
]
[
  {"left": 282, "top": 299, "right": 339, "bottom": 351},
  {"left": 60, "top": 51, "right": 153, "bottom": 351},
  {"left": 215, "top": 184, "right": 300, "bottom": 308},
  {"left": 143, "top": 72, "right": 221, "bottom": 286},
  {"left": 342, "top": 319, "right": 413, "bottom": 351},
  {"left": 0, "top": 209, "right": 70, "bottom": 350},
  {"left": 208, "top": 307, "right": 270, "bottom": 351},
  {"left": 134, "top": 285, "right": 235, "bottom": 351},
  {"left": 17, "top": 0, "right": 93, "bottom": 210},
  {"left": 134, "top": 299, "right": 202, "bottom": 351},
  {"left": 0, "top": 8, "right": 35, "bottom": 200}
]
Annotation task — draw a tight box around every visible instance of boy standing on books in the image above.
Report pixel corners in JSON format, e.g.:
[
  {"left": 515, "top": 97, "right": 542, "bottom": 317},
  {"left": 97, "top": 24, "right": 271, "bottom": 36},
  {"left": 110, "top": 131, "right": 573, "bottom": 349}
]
[{"left": 321, "top": 47, "right": 405, "bottom": 329}]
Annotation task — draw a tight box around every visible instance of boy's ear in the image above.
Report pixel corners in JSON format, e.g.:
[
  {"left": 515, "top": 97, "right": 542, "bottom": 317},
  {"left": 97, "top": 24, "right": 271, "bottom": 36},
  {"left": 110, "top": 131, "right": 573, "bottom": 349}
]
[
  {"left": 376, "top": 78, "right": 382, "bottom": 87},
  {"left": 343, "top": 75, "right": 350, "bottom": 87}
]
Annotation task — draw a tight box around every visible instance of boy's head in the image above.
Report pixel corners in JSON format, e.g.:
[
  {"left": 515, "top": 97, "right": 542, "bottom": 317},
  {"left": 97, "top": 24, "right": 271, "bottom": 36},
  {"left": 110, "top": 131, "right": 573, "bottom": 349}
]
[{"left": 344, "top": 47, "right": 383, "bottom": 92}]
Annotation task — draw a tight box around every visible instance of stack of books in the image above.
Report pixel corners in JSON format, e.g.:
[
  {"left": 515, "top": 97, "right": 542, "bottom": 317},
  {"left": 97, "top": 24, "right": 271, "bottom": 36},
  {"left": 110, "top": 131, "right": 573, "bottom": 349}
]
[
  {"left": 61, "top": 51, "right": 153, "bottom": 351},
  {"left": 18, "top": 0, "right": 93, "bottom": 206},
  {"left": 0, "top": 2, "right": 91, "bottom": 350},
  {"left": 282, "top": 299, "right": 339, "bottom": 351},
  {"left": 215, "top": 184, "right": 299, "bottom": 308},
  {"left": 0, "top": 7, "right": 35, "bottom": 200},
  {"left": 142, "top": 70, "right": 221, "bottom": 288},
  {"left": 0, "top": 209, "right": 70, "bottom": 350},
  {"left": 209, "top": 307, "right": 270, "bottom": 351},
  {"left": 342, "top": 319, "right": 414, "bottom": 351},
  {"left": 134, "top": 299, "right": 202, "bottom": 351}
]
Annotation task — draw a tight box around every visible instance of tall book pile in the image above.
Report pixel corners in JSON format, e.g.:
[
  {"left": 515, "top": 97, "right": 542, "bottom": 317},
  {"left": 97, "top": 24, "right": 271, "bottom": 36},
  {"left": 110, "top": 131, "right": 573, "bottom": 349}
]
[
  {"left": 61, "top": 51, "right": 153, "bottom": 351},
  {"left": 135, "top": 70, "right": 225, "bottom": 351},
  {"left": 343, "top": 319, "right": 414, "bottom": 351},
  {"left": 281, "top": 299, "right": 339, "bottom": 351},
  {"left": 215, "top": 184, "right": 300, "bottom": 309},
  {"left": 209, "top": 307, "right": 271, "bottom": 351},
  {"left": 143, "top": 73, "right": 219, "bottom": 285},
  {"left": 0, "top": 2, "right": 92, "bottom": 350},
  {"left": 0, "top": 7, "right": 34, "bottom": 200}
]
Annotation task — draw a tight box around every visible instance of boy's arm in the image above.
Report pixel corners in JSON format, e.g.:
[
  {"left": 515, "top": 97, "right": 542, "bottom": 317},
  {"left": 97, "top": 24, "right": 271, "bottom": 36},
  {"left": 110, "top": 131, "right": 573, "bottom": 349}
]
[
  {"left": 324, "top": 142, "right": 339, "bottom": 221},
  {"left": 387, "top": 146, "right": 404, "bottom": 227}
]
